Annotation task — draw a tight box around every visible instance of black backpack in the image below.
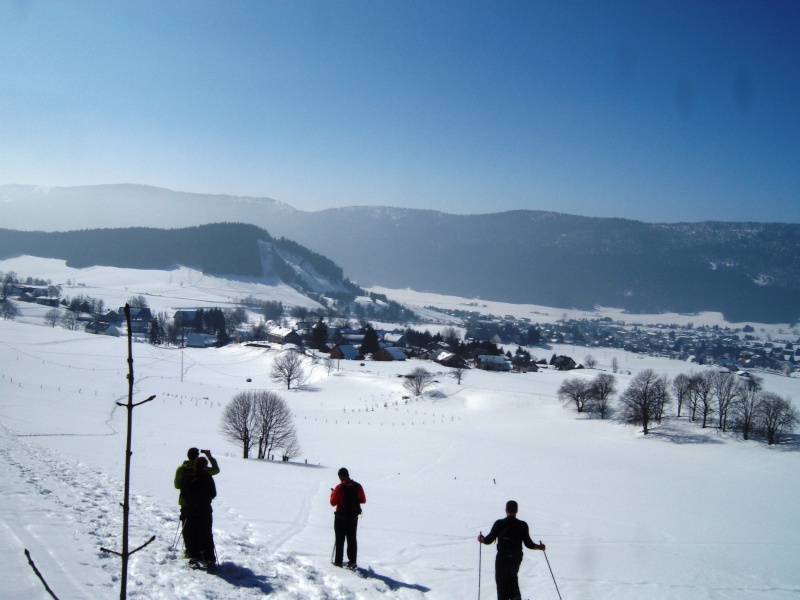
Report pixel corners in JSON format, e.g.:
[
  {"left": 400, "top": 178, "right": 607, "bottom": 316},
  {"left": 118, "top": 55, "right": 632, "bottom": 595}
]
[
  {"left": 338, "top": 481, "right": 363, "bottom": 518},
  {"left": 182, "top": 470, "right": 216, "bottom": 507}
]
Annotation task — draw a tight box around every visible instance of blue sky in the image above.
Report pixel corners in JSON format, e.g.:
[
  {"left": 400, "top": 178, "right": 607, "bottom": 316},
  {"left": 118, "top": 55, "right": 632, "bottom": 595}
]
[{"left": 1, "top": 1, "right": 798, "bottom": 222}]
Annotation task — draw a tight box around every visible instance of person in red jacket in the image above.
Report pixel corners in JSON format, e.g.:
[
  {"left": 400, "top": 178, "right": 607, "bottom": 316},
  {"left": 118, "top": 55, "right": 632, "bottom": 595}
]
[{"left": 329, "top": 467, "right": 366, "bottom": 569}]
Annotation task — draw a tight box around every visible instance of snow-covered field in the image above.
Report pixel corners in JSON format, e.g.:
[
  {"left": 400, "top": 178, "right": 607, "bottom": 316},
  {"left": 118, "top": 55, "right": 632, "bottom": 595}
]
[{"left": 1, "top": 257, "right": 799, "bottom": 599}]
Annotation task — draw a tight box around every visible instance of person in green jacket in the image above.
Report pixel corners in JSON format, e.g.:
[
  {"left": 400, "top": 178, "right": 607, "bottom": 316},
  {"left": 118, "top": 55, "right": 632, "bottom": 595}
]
[{"left": 174, "top": 447, "right": 219, "bottom": 553}]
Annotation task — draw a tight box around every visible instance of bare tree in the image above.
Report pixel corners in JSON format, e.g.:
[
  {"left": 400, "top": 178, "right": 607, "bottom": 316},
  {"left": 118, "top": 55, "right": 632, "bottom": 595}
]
[
  {"left": 0, "top": 274, "right": 13, "bottom": 301},
  {"left": 710, "top": 370, "right": 739, "bottom": 432},
  {"left": 671, "top": 373, "right": 692, "bottom": 418},
  {"left": 155, "top": 311, "right": 170, "bottom": 343},
  {"left": 270, "top": 351, "right": 307, "bottom": 390},
  {"left": 251, "top": 390, "right": 300, "bottom": 460},
  {"left": 731, "top": 375, "right": 763, "bottom": 440},
  {"left": 225, "top": 307, "right": 248, "bottom": 336},
  {"left": 128, "top": 295, "right": 148, "bottom": 309},
  {"left": 758, "top": 392, "right": 798, "bottom": 445},
  {"left": 618, "top": 369, "right": 666, "bottom": 434},
  {"left": 449, "top": 366, "right": 468, "bottom": 385},
  {"left": 332, "top": 317, "right": 351, "bottom": 329},
  {"left": 403, "top": 367, "right": 435, "bottom": 397},
  {"left": 290, "top": 305, "right": 310, "bottom": 320},
  {"left": 175, "top": 316, "right": 191, "bottom": 347},
  {"left": 689, "top": 371, "right": 715, "bottom": 428},
  {"left": 558, "top": 377, "right": 592, "bottom": 413},
  {"left": 44, "top": 308, "right": 61, "bottom": 328},
  {"left": 219, "top": 393, "right": 257, "bottom": 458},
  {"left": 283, "top": 435, "right": 302, "bottom": 461},
  {"left": 0, "top": 299, "right": 19, "bottom": 320},
  {"left": 251, "top": 320, "right": 267, "bottom": 341},
  {"left": 59, "top": 309, "right": 81, "bottom": 330},
  {"left": 262, "top": 300, "right": 283, "bottom": 321},
  {"left": 321, "top": 357, "right": 336, "bottom": 376},
  {"left": 92, "top": 298, "right": 106, "bottom": 319},
  {"left": 442, "top": 326, "right": 461, "bottom": 348},
  {"left": 583, "top": 354, "right": 597, "bottom": 369},
  {"left": 652, "top": 374, "right": 671, "bottom": 424},
  {"left": 588, "top": 372, "right": 617, "bottom": 419}
]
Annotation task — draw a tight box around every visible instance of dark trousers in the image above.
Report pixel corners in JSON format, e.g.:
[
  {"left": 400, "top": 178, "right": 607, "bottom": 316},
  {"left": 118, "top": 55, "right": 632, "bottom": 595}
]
[
  {"left": 495, "top": 555, "right": 523, "bottom": 600},
  {"left": 184, "top": 506, "right": 216, "bottom": 564},
  {"left": 333, "top": 516, "right": 358, "bottom": 565}
]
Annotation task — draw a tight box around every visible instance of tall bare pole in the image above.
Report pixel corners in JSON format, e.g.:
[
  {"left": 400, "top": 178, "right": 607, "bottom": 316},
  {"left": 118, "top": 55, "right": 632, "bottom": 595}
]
[{"left": 100, "top": 304, "right": 155, "bottom": 599}]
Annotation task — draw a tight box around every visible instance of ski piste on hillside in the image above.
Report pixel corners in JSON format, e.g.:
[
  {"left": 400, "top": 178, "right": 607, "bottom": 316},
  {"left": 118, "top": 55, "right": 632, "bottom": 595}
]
[{"left": 1, "top": 423, "right": 417, "bottom": 599}]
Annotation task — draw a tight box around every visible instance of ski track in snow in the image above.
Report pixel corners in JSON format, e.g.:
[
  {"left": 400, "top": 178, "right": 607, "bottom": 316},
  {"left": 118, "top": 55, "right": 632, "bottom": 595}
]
[{"left": 0, "top": 423, "right": 415, "bottom": 599}]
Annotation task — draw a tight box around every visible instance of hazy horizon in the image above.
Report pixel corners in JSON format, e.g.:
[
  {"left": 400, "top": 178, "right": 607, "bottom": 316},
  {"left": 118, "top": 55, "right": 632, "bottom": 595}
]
[{"left": 4, "top": 181, "right": 800, "bottom": 225}]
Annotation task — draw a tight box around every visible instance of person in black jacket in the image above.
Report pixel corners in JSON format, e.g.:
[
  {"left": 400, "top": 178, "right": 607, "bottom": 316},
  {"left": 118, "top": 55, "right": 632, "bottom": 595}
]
[
  {"left": 181, "top": 456, "right": 218, "bottom": 570},
  {"left": 478, "top": 500, "right": 545, "bottom": 600}
]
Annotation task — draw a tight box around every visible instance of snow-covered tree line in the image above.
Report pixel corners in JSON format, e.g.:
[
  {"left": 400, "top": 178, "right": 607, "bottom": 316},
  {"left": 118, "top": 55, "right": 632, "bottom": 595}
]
[{"left": 559, "top": 369, "right": 798, "bottom": 445}]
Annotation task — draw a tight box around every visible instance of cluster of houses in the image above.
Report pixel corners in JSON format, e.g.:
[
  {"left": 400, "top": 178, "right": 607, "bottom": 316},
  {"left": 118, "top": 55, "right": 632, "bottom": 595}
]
[
  {"left": 86, "top": 307, "right": 153, "bottom": 336},
  {"left": 13, "top": 280, "right": 796, "bottom": 376},
  {"left": 542, "top": 318, "right": 799, "bottom": 373},
  {"left": 11, "top": 284, "right": 154, "bottom": 336},
  {"left": 265, "top": 322, "right": 553, "bottom": 372},
  {"left": 273, "top": 321, "right": 585, "bottom": 373},
  {"left": 464, "top": 312, "right": 800, "bottom": 375}
]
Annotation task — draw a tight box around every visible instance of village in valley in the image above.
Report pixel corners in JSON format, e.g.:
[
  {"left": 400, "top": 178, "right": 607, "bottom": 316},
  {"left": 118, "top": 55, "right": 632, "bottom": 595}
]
[{"left": 6, "top": 272, "right": 799, "bottom": 380}]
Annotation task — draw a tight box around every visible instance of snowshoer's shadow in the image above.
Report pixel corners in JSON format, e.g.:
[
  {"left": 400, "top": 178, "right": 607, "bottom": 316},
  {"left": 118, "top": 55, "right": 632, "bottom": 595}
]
[
  {"left": 355, "top": 566, "right": 431, "bottom": 592},
  {"left": 211, "top": 561, "right": 274, "bottom": 593}
]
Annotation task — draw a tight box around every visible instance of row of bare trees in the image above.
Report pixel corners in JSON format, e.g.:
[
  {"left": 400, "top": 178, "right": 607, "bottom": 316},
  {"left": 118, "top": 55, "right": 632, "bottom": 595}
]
[
  {"left": 560, "top": 368, "right": 798, "bottom": 445},
  {"left": 669, "top": 370, "right": 797, "bottom": 443},
  {"left": 219, "top": 390, "right": 301, "bottom": 459}
]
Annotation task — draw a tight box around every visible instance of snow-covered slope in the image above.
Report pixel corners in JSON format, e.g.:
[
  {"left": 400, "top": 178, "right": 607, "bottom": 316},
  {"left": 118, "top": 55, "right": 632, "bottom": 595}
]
[{"left": 1, "top": 256, "right": 799, "bottom": 599}]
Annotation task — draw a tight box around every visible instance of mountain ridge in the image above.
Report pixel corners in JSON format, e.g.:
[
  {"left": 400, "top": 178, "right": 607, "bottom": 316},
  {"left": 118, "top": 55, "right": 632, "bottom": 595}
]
[{"left": 0, "top": 184, "right": 798, "bottom": 323}]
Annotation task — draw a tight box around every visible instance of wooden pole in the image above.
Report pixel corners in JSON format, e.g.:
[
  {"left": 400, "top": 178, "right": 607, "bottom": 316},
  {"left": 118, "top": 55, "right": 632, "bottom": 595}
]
[{"left": 100, "top": 304, "right": 155, "bottom": 599}]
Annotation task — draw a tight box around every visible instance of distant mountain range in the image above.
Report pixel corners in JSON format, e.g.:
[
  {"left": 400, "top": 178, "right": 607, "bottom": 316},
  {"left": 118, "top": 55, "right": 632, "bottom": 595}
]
[{"left": 1, "top": 184, "right": 798, "bottom": 323}]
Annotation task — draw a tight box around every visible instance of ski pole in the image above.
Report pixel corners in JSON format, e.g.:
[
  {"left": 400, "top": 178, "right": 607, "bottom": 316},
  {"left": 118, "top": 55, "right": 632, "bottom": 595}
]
[
  {"left": 170, "top": 518, "right": 184, "bottom": 551},
  {"left": 541, "top": 541, "right": 562, "bottom": 600},
  {"left": 478, "top": 532, "right": 482, "bottom": 600}
]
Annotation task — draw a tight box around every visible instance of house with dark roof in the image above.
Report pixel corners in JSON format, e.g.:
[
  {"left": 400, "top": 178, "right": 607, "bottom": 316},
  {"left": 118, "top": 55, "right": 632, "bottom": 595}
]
[
  {"left": 474, "top": 354, "right": 510, "bottom": 371},
  {"left": 329, "top": 344, "right": 363, "bottom": 361},
  {"left": 267, "top": 327, "right": 304, "bottom": 346},
  {"left": 433, "top": 351, "right": 468, "bottom": 369},
  {"left": 187, "top": 332, "right": 217, "bottom": 348},
  {"left": 510, "top": 355, "right": 539, "bottom": 372},
  {"left": 381, "top": 332, "right": 409, "bottom": 348},
  {"left": 373, "top": 347, "right": 407, "bottom": 361},
  {"left": 85, "top": 321, "right": 121, "bottom": 337},
  {"left": 551, "top": 355, "right": 578, "bottom": 371}
]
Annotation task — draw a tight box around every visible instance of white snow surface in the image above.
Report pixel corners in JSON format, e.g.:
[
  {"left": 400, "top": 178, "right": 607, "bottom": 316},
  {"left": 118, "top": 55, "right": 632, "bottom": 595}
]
[{"left": 1, "top": 256, "right": 799, "bottom": 599}]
